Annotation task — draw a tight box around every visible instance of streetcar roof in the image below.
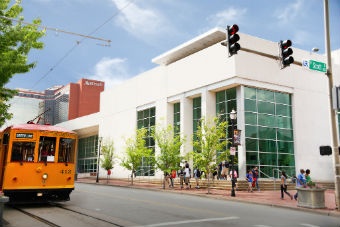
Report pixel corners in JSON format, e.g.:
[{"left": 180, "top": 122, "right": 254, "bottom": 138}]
[{"left": 4, "top": 123, "right": 76, "bottom": 134}]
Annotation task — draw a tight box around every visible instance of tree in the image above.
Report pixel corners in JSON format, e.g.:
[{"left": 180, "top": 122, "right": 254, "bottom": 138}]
[
  {"left": 0, "top": 0, "right": 45, "bottom": 127},
  {"left": 191, "top": 117, "right": 229, "bottom": 194},
  {"left": 100, "top": 138, "right": 115, "bottom": 184},
  {"left": 152, "top": 124, "right": 185, "bottom": 189},
  {"left": 121, "top": 128, "right": 153, "bottom": 185}
]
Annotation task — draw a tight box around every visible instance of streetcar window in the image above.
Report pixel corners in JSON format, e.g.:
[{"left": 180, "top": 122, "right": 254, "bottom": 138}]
[
  {"left": 11, "top": 142, "right": 35, "bottom": 162},
  {"left": 38, "top": 136, "right": 56, "bottom": 162},
  {"left": 3, "top": 134, "right": 9, "bottom": 145},
  {"left": 58, "top": 138, "right": 75, "bottom": 163}
]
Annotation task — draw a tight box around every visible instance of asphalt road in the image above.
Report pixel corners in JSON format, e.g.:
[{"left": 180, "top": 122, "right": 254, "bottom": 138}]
[{"left": 4, "top": 183, "right": 340, "bottom": 227}]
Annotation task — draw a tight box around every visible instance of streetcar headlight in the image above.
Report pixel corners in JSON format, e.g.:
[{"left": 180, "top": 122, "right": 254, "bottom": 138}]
[{"left": 42, "top": 173, "right": 48, "bottom": 180}]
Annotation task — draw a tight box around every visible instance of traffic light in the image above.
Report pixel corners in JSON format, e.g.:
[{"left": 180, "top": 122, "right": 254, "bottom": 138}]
[
  {"left": 221, "top": 24, "right": 241, "bottom": 57},
  {"left": 280, "top": 40, "right": 294, "bottom": 68}
]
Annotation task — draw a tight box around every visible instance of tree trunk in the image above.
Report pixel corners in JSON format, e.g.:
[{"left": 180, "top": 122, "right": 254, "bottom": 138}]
[
  {"left": 208, "top": 171, "right": 210, "bottom": 194},
  {"left": 131, "top": 169, "right": 134, "bottom": 185},
  {"left": 163, "top": 172, "right": 166, "bottom": 189}
]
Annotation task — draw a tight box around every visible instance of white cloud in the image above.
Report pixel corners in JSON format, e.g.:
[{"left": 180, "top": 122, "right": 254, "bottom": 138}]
[
  {"left": 207, "top": 7, "right": 247, "bottom": 27},
  {"left": 276, "top": 0, "right": 304, "bottom": 23},
  {"left": 293, "top": 30, "right": 312, "bottom": 45},
  {"left": 88, "top": 57, "right": 130, "bottom": 90},
  {"left": 111, "top": 0, "right": 172, "bottom": 40}
]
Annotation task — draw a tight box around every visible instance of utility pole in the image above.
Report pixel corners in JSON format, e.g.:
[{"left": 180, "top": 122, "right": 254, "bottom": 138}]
[{"left": 324, "top": 0, "right": 340, "bottom": 210}]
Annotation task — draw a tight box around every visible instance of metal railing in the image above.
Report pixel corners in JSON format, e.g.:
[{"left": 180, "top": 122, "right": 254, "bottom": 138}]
[
  {"left": 258, "top": 169, "right": 294, "bottom": 191},
  {"left": 127, "top": 168, "right": 155, "bottom": 184}
]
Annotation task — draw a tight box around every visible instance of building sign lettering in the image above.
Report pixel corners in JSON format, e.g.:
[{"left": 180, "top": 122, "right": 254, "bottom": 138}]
[{"left": 84, "top": 81, "right": 103, "bottom": 87}]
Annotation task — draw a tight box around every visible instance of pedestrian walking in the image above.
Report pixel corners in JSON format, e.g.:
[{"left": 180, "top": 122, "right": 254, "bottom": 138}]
[
  {"left": 280, "top": 171, "right": 293, "bottom": 200},
  {"left": 194, "top": 168, "right": 201, "bottom": 189},
  {"left": 170, "top": 169, "right": 176, "bottom": 188},
  {"left": 229, "top": 169, "right": 238, "bottom": 191},
  {"left": 218, "top": 162, "right": 222, "bottom": 180},
  {"left": 164, "top": 172, "right": 170, "bottom": 187},
  {"left": 252, "top": 167, "right": 259, "bottom": 191},
  {"left": 178, "top": 167, "right": 185, "bottom": 189},
  {"left": 294, "top": 169, "right": 306, "bottom": 200},
  {"left": 221, "top": 160, "right": 229, "bottom": 180},
  {"left": 184, "top": 164, "right": 191, "bottom": 189},
  {"left": 246, "top": 169, "right": 253, "bottom": 192}
]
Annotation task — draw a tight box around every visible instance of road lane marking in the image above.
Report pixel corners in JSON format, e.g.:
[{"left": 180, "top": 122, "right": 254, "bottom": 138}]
[
  {"left": 254, "top": 225, "right": 273, "bottom": 227},
  {"left": 79, "top": 189, "right": 230, "bottom": 216},
  {"left": 300, "top": 224, "right": 320, "bottom": 227},
  {"left": 132, "top": 216, "right": 240, "bottom": 227}
]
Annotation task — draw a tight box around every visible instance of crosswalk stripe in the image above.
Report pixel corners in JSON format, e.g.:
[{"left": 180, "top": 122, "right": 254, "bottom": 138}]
[{"left": 300, "top": 223, "right": 320, "bottom": 227}]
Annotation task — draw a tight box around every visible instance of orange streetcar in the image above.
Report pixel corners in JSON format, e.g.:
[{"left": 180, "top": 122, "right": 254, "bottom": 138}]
[{"left": 0, "top": 123, "right": 78, "bottom": 202}]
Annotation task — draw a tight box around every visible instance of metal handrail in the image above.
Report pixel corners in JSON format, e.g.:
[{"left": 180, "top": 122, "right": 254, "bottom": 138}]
[{"left": 127, "top": 168, "right": 155, "bottom": 183}]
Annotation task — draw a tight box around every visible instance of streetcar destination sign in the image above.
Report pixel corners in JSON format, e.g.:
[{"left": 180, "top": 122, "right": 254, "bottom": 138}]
[
  {"left": 16, "top": 133, "right": 33, "bottom": 139},
  {"left": 302, "top": 59, "right": 327, "bottom": 72}
]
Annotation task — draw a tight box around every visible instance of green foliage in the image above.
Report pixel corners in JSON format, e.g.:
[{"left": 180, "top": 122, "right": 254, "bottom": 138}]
[
  {"left": 100, "top": 138, "right": 115, "bottom": 171},
  {"left": 152, "top": 124, "right": 185, "bottom": 175},
  {"left": 0, "top": 0, "right": 45, "bottom": 126},
  {"left": 121, "top": 128, "right": 153, "bottom": 174},
  {"left": 191, "top": 117, "right": 229, "bottom": 176}
]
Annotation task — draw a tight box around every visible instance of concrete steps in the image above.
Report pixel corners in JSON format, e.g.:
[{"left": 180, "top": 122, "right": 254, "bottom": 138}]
[{"left": 118, "top": 177, "right": 335, "bottom": 191}]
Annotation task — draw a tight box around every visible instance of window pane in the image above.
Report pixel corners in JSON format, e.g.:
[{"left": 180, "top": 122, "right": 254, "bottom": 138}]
[
  {"left": 278, "top": 141, "right": 294, "bottom": 154},
  {"left": 259, "top": 139, "right": 277, "bottom": 153},
  {"left": 174, "top": 103, "right": 180, "bottom": 113},
  {"left": 216, "top": 102, "right": 226, "bottom": 115},
  {"left": 58, "top": 138, "right": 76, "bottom": 163},
  {"left": 276, "top": 116, "right": 292, "bottom": 129},
  {"left": 11, "top": 142, "right": 36, "bottom": 162},
  {"left": 276, "top": 104, "right": 291, "bottom": 117},
  {"left": 246, "top": 152, "right": 258, "bottom": 165},
  {"left": 193, "top": 97, "right": 201, "bottom": 108},
  {"left": 150, "top": 107, "right": 155, "bottom": 117},
  {"left": 278, "top": 154, "right": 295, "bottom": 166},
  {"left": 275, "top": 92, "right": 291, "bottom": 105},
  {"left": 245, "top": 125, "right": 258, "bottom": 138},
  {"left": 193, "top": 108, "right": 201, "bottom": 119},
  {"left": 258, "top": 114, "right": 276, "bottom": 127},
  {"left": 226, "top": 87, "right": 236, "bottom": 100},
  {"left": 246, "top": 138, "right": 258, "bottom": 151},
  {"left": 258, "top": 127, "right": 276, "bottom": 140},
  {"left": 259, "top": 166, "right": 274, "bottom": 178},
  {"left": 144, "top": 109, "right": 150, "bottom": 118},
  {"left": 244, "top": 87, "right": 256, "bottom": 99},
  {"left": 245, "top": 112, "right": 257, "bottom": 125},
  {"left": 277, "top": 129, "right": 293, "bottom": 141},
  {"left": 137, "top": 111, "right": 143, "bottom": 120},
  {"left": 260, "top": 153, "right": 277, "bottom": 166},
  {"left": 38, "top": 136, "right": 56, "bottom": 162},
  {"left": 216, "top": 91, "right": 225, "bottom": 103},
  {"left": 257, "top": 89, "right": 274, "bottom": 102},
  {"left": 258, "top": 101, "right": 275, "bottom": 114},
  {"left": 245, "top": 99, "right": 256, "bottom": 112},
  {"left": 227, "top": 100, "right": 237, "bottom": 113},
  {"left": 280, "top": 167, "right": 295, "bottom": 177}
]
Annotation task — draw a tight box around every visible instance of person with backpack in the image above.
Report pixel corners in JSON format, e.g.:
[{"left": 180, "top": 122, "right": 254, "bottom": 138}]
[
  {"left": 246, "top": 169, "right": 253, "bottom": 192},
  {"left": 178, "top": 166, "right": 185, "bottom": 189},
  {"left": 252, "top": 167, "right": 259, "bottom": 191},
  {"left": 194, "top": 168, "right": 201, "bottom": 189},
  {"left": 170, "top": 169, "right": 176, "bottom": 188}
]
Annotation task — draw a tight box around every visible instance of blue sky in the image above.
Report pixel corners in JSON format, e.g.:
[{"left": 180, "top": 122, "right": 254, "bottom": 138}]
[{"left": 6, "top": 0, "right": 340, "bottom": 91}]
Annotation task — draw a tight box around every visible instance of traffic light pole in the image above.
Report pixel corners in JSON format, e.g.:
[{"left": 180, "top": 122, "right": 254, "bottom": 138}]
[{"left": 324, "top": 0, "right": 340, "bottom": 210}]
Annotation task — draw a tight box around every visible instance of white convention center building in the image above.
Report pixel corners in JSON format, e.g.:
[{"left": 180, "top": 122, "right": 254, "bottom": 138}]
[{"left": 57, "top": 28, "right": 340, "bottom": 182}]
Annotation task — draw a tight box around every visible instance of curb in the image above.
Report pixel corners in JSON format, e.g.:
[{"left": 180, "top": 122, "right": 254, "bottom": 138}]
[{"left": 76, "top": 181, "right": 340, "bottom": 218}]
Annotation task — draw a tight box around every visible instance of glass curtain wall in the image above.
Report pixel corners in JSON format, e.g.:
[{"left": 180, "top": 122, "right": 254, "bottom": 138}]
[
  {"left": 193, "top": 97, "right": 201, "bottom": 142},
  {"left": 244, "top": 87, "right": 295, "bottom": 178},
  {"left": 174, "top": 103, "right": 180, "bottom": 135},
  {"left": 137, "top": 107, "right": 156, "bottom": 176},
  {"left": 77, "top": 135, "right": 98, "bottom": 173},
  {"left": 216, "top": 88, "right": 237, "bottom": 169}
]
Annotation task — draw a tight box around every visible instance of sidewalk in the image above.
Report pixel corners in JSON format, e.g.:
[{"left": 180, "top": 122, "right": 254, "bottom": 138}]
[{"left": 77, "top": 177, "right": 339, "bottom": 217}]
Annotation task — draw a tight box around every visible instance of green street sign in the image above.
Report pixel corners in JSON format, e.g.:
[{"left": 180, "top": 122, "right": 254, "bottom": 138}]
[{"left": 309, "top": 60, "right": 327, "bottom": 72}]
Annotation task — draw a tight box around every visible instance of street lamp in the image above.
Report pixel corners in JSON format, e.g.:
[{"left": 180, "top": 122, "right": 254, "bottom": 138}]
[
  {"left": 96, "top": 137, "right": 103, "bottom": 183},
  {"left": 230, "top": 109, "right": 237, "bottom": 197}
]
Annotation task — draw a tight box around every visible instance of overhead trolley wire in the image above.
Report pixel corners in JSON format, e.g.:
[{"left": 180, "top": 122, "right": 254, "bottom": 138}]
[{"left": 19, "top": 0, "right": 136, "bottom": 89}]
